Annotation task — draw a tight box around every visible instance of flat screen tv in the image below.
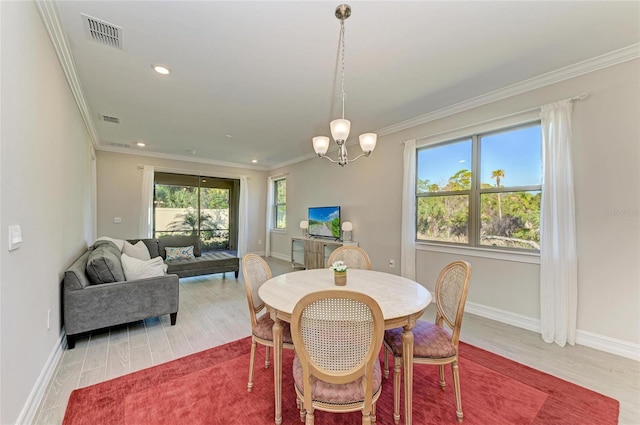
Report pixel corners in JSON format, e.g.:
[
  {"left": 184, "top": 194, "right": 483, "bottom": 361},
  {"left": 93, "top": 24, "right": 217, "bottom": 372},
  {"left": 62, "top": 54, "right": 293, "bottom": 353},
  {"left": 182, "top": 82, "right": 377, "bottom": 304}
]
[{"left": 308, "top": 206, "right": 341, "bottom": 239}]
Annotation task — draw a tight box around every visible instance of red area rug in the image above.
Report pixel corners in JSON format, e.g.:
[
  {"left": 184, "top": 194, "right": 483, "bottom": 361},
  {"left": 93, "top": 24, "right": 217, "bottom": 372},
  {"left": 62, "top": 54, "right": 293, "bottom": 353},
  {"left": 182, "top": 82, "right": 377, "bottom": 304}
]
[{"left": 63, "top": 337, "right": 618, "bottom": 425}]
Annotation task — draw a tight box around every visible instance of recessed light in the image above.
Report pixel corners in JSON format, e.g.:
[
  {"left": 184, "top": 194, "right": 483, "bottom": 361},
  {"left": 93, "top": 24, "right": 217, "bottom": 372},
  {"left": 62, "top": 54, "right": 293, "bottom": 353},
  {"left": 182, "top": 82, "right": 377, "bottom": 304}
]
[
  {"left": 152, "top": 65, "right": 170, "bottom": 75},
  {"left": 226, "top": 134, "right": 233, "bottom": 138},
  {"left": 251, "top": 159, "right": 258, "bottom": 163},
  {"left": 136, "top": 142, "right": 146, "bottom": 147}
]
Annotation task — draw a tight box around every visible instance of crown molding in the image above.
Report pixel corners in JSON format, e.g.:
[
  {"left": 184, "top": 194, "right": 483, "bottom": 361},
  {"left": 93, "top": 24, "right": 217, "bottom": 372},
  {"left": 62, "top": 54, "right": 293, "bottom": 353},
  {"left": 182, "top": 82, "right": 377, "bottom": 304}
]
[
  {"left": 377, "top": 43, "right": 640, "bottom": 137},
  {"left": 97, "top": 145, "right": 269, "bottom": 171},
  {"left": 36, "top": 0, "right": 99, "bottom": 149}
]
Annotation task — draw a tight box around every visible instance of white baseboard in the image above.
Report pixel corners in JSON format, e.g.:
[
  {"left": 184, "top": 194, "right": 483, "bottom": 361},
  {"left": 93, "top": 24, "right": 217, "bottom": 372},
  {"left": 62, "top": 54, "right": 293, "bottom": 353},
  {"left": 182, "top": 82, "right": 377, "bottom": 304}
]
[
  {"left": 465, "top": 302, "right": 640, "bottom": 361},
  {"left": 269, "top": 252, "right": 290, "bottom": 262},
  {"left": 575, "top": 329, "right": 640, "bottom": 361},
  {"left": 16, "top": 331, "right": 66, "bottom": 425}
]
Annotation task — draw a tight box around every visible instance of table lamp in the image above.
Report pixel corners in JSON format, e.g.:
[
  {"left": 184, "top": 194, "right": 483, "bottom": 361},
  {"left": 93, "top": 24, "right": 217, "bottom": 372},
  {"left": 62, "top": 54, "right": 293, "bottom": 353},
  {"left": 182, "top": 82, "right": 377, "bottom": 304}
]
[
  {"left": 299, "top": 220, "right": 309, "bottom": 237},
  {"left": 341, "top": 221, "right": 353, "bottom": 241}
]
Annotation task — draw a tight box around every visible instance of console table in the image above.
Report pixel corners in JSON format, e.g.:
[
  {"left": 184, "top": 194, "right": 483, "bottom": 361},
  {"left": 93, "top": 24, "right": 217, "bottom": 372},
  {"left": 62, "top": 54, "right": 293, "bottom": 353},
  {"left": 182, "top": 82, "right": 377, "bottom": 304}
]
[{"left": 291, "top": 237, "right": 358, "bottom": 269}]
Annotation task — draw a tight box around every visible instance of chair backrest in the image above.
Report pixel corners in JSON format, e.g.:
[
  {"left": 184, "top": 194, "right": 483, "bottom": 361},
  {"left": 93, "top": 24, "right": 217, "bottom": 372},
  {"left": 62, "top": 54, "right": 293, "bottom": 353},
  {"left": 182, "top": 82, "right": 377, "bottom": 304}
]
[
  {"left": 291, "top": 290, "right": 384, "bottom": 387},
  {"left": 434, "top": 261, "right": 472, "bottom": 347},
  {"left": 241, "top": 254, "right": 273, "bottom": 328},
  {"left": 327, "top": 246, "right": 372, "bottom": 270}
]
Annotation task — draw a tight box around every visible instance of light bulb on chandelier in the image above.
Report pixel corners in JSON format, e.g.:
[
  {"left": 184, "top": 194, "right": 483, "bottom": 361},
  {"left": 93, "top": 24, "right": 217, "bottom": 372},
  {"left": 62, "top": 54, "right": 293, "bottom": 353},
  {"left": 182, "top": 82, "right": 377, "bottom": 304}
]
[{"left": 312, "top": 4, "right": 377, "bottom": 167}]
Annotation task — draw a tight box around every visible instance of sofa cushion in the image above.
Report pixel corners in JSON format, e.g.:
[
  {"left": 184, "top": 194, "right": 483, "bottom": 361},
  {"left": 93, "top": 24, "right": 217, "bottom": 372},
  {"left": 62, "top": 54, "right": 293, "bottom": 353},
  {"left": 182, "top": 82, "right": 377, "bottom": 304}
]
[
  {"left": 121, "top": 253, "right": 167, "bottom": 280},
  {"left": 127, "top": 239, "right": 160, "bottom": 258},
  {"left": 159, "top": 235, "right": 201, "bottom": 259},
  {"left": 95, "top": 236, "right": 125, "bottom": 252},
  {"left": 86, "top": 240, "right": 125, "bottom": 284},
  {"left": 123, "top": 240, "right": 151, "bottom": 261},
  {"left": 165, "top": 246, "right": 195, "bottom": 261}
]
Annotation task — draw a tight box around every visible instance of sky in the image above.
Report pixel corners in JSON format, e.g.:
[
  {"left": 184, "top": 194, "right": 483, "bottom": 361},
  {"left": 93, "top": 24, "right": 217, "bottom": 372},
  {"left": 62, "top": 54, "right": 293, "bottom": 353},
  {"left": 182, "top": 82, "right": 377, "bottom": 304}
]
[{"left": 417, "top": 124, "right": 542, "bottom": 188}]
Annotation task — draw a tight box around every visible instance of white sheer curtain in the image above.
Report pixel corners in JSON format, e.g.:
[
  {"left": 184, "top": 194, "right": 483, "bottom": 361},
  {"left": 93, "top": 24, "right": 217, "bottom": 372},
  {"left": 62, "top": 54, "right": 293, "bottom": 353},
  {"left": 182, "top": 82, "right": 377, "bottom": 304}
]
[
  {"left": 540, "top": 100, "right": 578, "bottom": 347},
  {"left": 237, "top": 176, "right": 249, "bottom": 258},
  {"left": 139, "top": 165, "right": 154, "bottom": 238},
  {"left": 401, "top": 139, "right": 417, "bottom": 280},
  {"left": 265, "top": 177, "right": 275, "bottom": 257}
]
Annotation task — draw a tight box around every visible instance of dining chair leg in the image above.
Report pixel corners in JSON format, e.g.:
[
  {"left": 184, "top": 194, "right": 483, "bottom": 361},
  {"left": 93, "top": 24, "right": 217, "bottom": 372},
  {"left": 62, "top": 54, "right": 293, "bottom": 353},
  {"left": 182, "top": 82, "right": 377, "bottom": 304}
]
[
  {"left": 304, "top": 407, "right": 315, "bottom": 425},
  {"left": 371, "top": 402, "right": 377, "bottom": 424},
  {"left": 265, "top": 345, "right": 271, "bottom": 368},
  {"left": 383, "top": 346, "right": 389, "bottom": 379},
  {"left": 393, "top": 356, "right": 402, "bottom": 425},
  {"left": 439, "top": 364, "right": 446, "bottom": 390},
  {"left": 452, "top": 360, "right": 463, "bottom": 422},
  {"left": 248, "top": 339, "right": 257, "bottom": 392},
  {"left": 297, "top": 396, "right": 305, "bottom": 422}
]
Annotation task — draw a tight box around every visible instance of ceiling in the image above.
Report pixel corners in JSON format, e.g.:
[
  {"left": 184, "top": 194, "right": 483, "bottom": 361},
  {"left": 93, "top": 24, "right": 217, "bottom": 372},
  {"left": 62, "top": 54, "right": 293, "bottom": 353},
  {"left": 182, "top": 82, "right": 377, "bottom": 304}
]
[{"left": 51, "top": 1, "right": 640, "bottom": 170}]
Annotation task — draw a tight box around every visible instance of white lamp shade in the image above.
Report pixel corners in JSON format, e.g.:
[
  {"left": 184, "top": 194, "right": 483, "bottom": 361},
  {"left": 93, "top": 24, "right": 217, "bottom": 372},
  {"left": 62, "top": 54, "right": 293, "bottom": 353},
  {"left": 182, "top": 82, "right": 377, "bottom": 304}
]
[
  {"left": 359, "top": 133, "right": 377, "bottom": 153},
  {"left": 341, "top": 221, "right": 353, "bottom": 231},
  {"left": 312, "top": 136, "right": 330, "bottom": 155},
  {"left": 330, "top": 119, "right": 351, "bottom": 141},
  {"left": 299, "top": 220, "right": 309, "bottom": 229}
]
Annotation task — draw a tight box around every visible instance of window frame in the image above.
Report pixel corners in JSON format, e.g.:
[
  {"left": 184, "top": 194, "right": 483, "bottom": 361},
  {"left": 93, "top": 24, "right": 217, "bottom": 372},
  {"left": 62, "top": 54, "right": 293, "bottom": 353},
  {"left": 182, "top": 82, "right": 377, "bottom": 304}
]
[
  {"left": 415, "top": 121, "right": 542, "bottom": 253},
  {"left": 273, "top": 177, "right": 286, "bottom": 230}
]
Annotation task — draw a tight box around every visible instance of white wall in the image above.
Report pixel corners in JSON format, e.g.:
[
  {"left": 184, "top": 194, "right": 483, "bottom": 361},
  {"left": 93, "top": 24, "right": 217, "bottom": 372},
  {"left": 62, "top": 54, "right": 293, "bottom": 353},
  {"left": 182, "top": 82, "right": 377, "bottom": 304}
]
[
  {"left": 0, "top": 2, "right": 94, "bottom": 423},
  {"left": 269, "top": 59, "right": 640, "bottom": 351},
  {"left": 95, "top": 151, "right": 268, "bottom": 254}
]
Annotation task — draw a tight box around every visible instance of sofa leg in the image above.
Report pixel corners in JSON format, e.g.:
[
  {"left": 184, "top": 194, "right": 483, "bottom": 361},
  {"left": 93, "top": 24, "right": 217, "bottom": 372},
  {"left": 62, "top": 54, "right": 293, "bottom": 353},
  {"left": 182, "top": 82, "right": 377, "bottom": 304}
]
[
  {"left": 170, "top": 312, "right": 177, "bottom": 326},
  {"left": 235, "top": 270, "right": 239, "bottom": 279},
  {"left": 67, "top": 335, "right": 76, "bottom": 349}
]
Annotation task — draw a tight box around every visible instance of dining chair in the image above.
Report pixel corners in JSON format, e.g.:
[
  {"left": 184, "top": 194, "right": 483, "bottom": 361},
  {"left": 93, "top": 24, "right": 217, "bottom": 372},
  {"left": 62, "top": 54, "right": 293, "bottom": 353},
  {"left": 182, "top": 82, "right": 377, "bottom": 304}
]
[
  {"left": 291, "top": 290, "right": 384, "bottom": 425},
  {"left": 383, "top": 260, "right": 472, "bottom": 423},
  {"left": 241, "top": 253, "right": 294, "bottom": 392},
  {"left": 327, "top": 246, "right": 372, "bottom": 270}
]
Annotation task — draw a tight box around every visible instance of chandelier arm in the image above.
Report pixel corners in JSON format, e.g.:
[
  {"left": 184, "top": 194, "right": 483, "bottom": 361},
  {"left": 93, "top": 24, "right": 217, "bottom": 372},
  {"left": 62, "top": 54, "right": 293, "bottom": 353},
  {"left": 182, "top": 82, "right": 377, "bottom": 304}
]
[
  {"left": 317, "top": 154, "right": 341, "bottom": 164},
  {"left": 343, "top": 152, "right": 371, "bottom": 164}
]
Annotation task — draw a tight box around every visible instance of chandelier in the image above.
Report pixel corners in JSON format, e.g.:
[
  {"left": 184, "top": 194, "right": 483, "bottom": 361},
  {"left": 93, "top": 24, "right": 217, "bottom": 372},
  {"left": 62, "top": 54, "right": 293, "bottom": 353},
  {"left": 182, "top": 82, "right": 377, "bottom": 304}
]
[{"left": 312, "top": 4, "right": 377, "bottom": 167}]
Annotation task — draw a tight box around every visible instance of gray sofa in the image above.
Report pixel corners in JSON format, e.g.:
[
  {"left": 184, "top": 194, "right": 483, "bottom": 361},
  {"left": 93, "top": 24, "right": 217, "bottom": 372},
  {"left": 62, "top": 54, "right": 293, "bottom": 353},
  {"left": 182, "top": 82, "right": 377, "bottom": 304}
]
[
  {"left": 63, "top": 240, "right": 179, "bottom": 349},
  {"left": 63, "top": 235, "right": 239, "bottom": 349}
]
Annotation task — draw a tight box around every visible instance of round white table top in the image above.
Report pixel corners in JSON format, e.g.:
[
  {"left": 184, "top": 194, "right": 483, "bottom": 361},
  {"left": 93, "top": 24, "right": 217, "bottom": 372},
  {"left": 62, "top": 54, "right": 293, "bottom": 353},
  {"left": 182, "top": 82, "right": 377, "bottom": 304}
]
[{"left": 259, "top": 268, "right": 432, "bottom": 321}]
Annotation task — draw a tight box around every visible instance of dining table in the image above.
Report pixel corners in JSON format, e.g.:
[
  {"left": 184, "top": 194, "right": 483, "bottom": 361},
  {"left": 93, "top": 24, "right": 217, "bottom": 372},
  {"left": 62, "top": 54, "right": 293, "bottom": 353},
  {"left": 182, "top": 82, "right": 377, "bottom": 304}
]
[{"left": 258, "top": 267, "right": 432, "bottom": 425}]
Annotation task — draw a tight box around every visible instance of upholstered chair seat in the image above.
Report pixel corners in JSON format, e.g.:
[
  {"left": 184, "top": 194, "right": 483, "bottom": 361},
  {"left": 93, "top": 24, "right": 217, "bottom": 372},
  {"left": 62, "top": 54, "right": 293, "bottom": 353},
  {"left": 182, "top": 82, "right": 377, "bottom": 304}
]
[
  {"left": 293, "top": 355, "right": 382, "bottom": 404},
  {"left": 253, "top": 313, "right": 293, "bottom": 343},
  {"left": 384, "top": 321, "right": 456, "bottom": 359}
]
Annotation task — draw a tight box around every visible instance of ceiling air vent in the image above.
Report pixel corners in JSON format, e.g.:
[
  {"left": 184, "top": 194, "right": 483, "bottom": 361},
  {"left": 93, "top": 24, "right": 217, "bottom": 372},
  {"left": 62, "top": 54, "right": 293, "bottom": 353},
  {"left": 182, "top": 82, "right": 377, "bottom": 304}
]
[
  {"left": 108, "top": 141, "right": 131, "bottom": 149},
  {"left": 101, "top": 114, "right": 120, "bottom": 124},
  {"left": 82, "top": 14, "right": 124, "bottom": 50}
]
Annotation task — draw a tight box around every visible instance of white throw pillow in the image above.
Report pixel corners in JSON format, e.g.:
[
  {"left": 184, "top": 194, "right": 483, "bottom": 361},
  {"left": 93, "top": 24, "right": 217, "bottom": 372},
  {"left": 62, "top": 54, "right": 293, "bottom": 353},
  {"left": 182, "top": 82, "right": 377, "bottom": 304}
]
[
  {"left": 95, "top": 236, "right": 125, "bottom": 252},
  {"left": 123, "top": 240, "right": 151, "bottom": 261},
  {"left": 121, "top": 253, "right": 167, "bottom": 280}
]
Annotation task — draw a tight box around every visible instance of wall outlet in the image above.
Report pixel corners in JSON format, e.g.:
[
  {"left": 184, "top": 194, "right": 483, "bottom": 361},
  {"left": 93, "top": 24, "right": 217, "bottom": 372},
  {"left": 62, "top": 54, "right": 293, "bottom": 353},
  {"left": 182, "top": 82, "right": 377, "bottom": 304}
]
[
  {"left": 47, "top": 309, "right": 51, "bottom": 330},
  {"left": 258, "top": 239, "right": 262, "bottom": 245},
  {"left": 389, "top": 259, "right": 395, "bottom": 268}
]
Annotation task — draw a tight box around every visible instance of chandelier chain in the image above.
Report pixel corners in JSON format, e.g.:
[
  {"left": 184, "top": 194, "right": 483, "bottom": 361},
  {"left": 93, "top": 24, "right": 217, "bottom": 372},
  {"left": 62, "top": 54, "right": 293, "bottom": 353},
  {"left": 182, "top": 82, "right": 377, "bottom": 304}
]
[{"left": 340, "top": 17, "right": 346, "bottom": 120}]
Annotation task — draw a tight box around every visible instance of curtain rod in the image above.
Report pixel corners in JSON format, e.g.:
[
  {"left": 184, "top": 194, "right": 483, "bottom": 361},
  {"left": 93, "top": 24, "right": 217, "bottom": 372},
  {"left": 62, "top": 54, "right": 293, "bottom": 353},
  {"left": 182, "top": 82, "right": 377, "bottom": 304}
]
[{"left": 404, "top": 92, "right": 589, "bottom": 145}]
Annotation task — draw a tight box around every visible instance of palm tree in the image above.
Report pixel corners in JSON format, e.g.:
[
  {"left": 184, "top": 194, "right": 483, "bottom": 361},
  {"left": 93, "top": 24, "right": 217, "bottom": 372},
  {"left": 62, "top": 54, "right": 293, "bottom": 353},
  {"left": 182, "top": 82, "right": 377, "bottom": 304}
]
[{"left": 491, "top": 169, "right": 505, "bottom": 219}]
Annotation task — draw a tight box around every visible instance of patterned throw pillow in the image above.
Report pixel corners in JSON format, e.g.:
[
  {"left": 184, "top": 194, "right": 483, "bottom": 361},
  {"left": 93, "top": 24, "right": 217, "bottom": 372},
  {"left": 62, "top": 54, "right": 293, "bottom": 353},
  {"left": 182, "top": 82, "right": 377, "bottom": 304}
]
[{"left": 165, "top": 246, "right": 195, "bottom": 261}]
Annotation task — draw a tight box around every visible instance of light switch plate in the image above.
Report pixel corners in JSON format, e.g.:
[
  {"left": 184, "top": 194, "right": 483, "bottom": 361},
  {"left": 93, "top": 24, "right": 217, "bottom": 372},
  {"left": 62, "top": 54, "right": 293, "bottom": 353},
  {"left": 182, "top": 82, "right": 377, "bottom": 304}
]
[{"left": 8, "top": 225, "right": 22, "bottom": 251}]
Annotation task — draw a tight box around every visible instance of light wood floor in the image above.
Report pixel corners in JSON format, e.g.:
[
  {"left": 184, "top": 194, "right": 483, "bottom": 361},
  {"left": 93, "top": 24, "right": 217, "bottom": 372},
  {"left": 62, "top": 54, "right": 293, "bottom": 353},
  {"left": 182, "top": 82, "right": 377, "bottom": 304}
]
[{"left": 34, "top": 257, "right": 639, "bottom": 424}]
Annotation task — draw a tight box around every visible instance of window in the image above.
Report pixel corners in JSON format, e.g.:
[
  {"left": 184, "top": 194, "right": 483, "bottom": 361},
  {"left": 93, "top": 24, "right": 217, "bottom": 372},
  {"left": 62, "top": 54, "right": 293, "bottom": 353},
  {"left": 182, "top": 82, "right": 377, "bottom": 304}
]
[
  {"left": 153, "top": 173, "right": 240, "bottom": 251},
  {"left": 273, "top": 178, "right": 286, "bottom": 230},
  {"left": 416, "top": 123, "right": 542, "bottom": 251}
]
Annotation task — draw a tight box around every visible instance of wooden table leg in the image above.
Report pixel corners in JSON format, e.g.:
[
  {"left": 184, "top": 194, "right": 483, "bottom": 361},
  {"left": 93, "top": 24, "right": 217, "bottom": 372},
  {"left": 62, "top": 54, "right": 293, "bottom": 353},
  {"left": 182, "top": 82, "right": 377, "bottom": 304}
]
[
  {"left": 402, "top": 321, "right": 415, "bottom": 425},
  {"left": 271, "top": 310, "right": 283, "bottom": 425}
]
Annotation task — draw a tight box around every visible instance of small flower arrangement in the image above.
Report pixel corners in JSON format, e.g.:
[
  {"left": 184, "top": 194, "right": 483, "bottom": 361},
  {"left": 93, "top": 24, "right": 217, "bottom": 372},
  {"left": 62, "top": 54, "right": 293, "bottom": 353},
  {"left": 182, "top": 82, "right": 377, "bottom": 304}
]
[{"left": 330, "top": 260, "right": 348, "bottom": 273}]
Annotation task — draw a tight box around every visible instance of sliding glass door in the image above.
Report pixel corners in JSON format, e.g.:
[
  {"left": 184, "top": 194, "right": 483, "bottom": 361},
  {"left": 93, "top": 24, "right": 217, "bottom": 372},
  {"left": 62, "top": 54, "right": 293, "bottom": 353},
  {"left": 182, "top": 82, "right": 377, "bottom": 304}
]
[{"left": 153, "top": 172, "right": 239, "bottom": 251}]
